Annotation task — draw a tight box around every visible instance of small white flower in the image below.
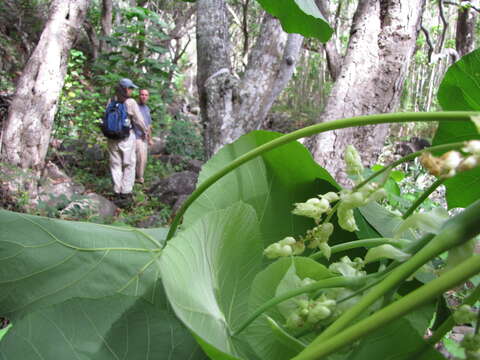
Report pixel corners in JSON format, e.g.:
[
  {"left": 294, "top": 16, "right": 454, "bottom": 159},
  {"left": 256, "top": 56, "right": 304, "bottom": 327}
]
[
  {"left": 459, "top": 156, "right": 478, "bottom": 171},
  {"left": 463, "top": 140, "right": 480, "bottom": 155},
  {"left": 441, "top": 151, "right": 462, "bottom": 170},
  {"left": 321, "top": 192, "right": 340, "bottom": 203}
]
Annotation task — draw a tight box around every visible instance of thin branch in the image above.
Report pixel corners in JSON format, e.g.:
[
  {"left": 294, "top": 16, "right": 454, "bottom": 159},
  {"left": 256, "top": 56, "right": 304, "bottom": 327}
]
[
  {"left": 421, "top": 25, "right": 434, "bottom": 62},
  {"left": 437, "top": 0, "right": 449, "bottom": 52},
  {"left": 444, "top": 1, "right": 480, "bottom": 13}
]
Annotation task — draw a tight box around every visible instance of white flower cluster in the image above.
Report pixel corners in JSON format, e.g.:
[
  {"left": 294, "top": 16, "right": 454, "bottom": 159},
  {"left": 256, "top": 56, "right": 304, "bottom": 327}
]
[
  {"left": 329, "top": 256, "right": 366, "bottom": 278},
  {"left": 345, "top": 145, "right": 364, "bottom": 178},
  {"left": 292, "top": 192, "right": 339, "bottom": 224},
  {"left": 337, "top": 184, "right": 387, "bottom": 232},
  {"left": 305, "top": 222, "right": 334, "bottom": 258},
  {"left": 420, "top": 140, "right": 480, "bottom": 179},
  {"left": 285, "top": 295, "right": 337, "bottom": 330},
  {"left": 263, "top": 236, "right": 305, "bottom": 259}
]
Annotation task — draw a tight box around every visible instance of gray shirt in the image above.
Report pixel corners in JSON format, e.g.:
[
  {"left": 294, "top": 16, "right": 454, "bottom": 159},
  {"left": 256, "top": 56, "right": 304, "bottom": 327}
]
[{"left": 134, "top": 104, "right": 151, "bottom": 138}]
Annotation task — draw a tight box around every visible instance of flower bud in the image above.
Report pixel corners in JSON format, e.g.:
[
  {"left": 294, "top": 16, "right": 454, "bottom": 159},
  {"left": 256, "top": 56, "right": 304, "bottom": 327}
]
[
  {"left": 292, "top": 241, "right": 306, "bottom": 255},
  {"left": 307, "top": 304, "right": 331, "bottom": 323},
  {"left": 441, "top": 151, "right": 462, "bottom": 170},
  {"left": 322, "top": 192, "right": 340, "bottom": 203},
  {"left": 342, "top": 192, "right": 365, "bottom": 207},
  {"left": 464, "top": 140, "right": 480, "bottom": 155},
  {"left": 279, "top": 245, "right": 293, "bottom": 257},
  {"left": 263, "top": 243, "right": 281, "bottom": 259},
  {"left": 345, "top": 145, "right": 364, "bottom": 177},
  {"left": 286, "top": 312, "right": 305, "bottom": 329},
  {"left": 279, "top": 236, "right": 296, "bottom": 246},
  {"left": 459, "top": 156, "right": 478, "bottom": 171},
  {"left": 338, "top": 205, "right": 358, "bottom": 232}
]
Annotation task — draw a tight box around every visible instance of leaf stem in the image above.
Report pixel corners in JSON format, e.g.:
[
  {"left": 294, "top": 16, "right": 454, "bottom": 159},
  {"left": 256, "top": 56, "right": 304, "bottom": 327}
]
[
  {"left": 232, "top": 276, "right": 364, "bottom": 336},
  {"left": 166, "top": 112, "right": 477, "bottom": 240},
  {"left": 352, "top": 142, "right": 463, "bottom": 192},
  {"left": 294, "top": 199, "right": 480, "bottom": 358},
  {"left": 309, "top": 238, "right": 409, "bottom": 260},
  {"left": 293, "top": 255, "right": 480, "bottom": 360},
  {"left": 402, "top": 178, "right": 445, "bottom": 219}
]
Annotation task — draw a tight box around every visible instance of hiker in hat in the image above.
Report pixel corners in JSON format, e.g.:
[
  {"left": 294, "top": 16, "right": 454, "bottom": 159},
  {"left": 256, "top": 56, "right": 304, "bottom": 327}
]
[
  {"left": 106, "top": 78, "right": 148, "bottom": 203},
  {"left": 134, "top": 89, "right": 153, "bottom": 184}
]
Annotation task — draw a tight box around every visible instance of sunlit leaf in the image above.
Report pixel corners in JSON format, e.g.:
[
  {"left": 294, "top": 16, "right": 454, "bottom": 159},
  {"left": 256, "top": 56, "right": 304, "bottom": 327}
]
[
  {"left": 0, "top": 210, "right": 165, "bottom": 321},
  {"left": 160, "top": 203, "right": 263, "bottom": 359},
  {"left": 184, "top": 130, "right": 339, "bottom": 247},
  {"left": 256, "top": 0, "right": 333, "bottom": 42},
  {"left": 434, "top": 48, "right": 480, "bottom": 208}
]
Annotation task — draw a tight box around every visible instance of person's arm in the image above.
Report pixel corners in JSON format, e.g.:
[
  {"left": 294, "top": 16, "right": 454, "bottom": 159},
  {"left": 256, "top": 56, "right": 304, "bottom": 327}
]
[{"left": 125, "top": 98, "right": 148, "bottom": 135}]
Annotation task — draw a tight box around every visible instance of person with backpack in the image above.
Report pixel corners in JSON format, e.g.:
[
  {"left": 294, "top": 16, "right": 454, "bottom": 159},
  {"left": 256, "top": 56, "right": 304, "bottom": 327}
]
[
  {"left": 134, "top": 88, "right": 153, "bottom": 184},
  {"left": 103, "top": 78, "right": 148, "bottom": 204}
]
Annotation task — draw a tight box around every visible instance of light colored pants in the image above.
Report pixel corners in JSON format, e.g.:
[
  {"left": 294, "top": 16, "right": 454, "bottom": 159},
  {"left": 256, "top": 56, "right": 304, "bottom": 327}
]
[
  {"left": 108, "top": 132, "right": 136, "bottom": 194},
  {"left": 135, "top": 138, "right": 148, "bottom": 181}
]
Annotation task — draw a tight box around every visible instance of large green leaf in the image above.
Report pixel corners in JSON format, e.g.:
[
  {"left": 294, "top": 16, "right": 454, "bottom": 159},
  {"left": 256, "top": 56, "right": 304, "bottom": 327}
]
[
  {"left": 434, "top": 48, "right": 480, "bottom": 208},
  {"left": 437, "top": 49, "right": 480, "bottom": 112},
  {"left": 183, "top": 131, "right": 339, "bottom": 247},
  {"left": 0, "top": 210, "right": 165, "bottom": 320},
  {"left": 358, "top": 202, "right": 404, "bottom": 239},
  {"left": 443, "top": 168, "right": 480, "bottom": 208},
  {"left": 0, "top": 283, "right": 206, "bottom": 359},
  {"left": 246, "top": 257, "right": 333, "bottom": 360},
  {"left": 256, "top": 0, "right": 333, "bottom": 42},
  {"left": 159, "top": 202, "right": 263, "bottom": 359}
]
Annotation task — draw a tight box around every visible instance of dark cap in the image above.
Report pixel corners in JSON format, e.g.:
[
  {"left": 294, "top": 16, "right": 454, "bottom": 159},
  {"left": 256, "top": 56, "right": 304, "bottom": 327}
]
[{"left": 118, "top": 78, "right": 138, "bottom": 89}]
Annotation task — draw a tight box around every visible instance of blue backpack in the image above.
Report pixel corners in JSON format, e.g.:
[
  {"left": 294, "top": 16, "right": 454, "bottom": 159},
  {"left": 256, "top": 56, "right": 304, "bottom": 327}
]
[{"left": 101, "top": 100, "right": 131, "bottom": 140}]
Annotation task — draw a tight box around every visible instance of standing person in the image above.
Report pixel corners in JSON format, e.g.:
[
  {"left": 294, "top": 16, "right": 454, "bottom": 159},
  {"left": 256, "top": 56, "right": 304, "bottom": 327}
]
[
  {"left": 107, "top": 78, "right": 148, "bottom": 203},
  {"left": 134, "top": 89, "right": 153, "bottom": 184}
]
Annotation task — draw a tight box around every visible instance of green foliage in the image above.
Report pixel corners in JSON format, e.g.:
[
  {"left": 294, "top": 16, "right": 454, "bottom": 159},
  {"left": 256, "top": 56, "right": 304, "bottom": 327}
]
[
  {"left": 434, "top": 48, "right": 480, "bottom": 209},
  {"left": 54, "top": 49, "right": 107, "bottom": 141},
  {"left": 93, "top": 6, "right": 173, "bottom": 110},
  {"left": 183, "top": 131, "right": 339, "bottom": 247},
  {"left": 2, "top": 5, "right": 480, "bottom": 360},
  {"left": 165, "top": 116, "right": 204, "bottom": 160}
]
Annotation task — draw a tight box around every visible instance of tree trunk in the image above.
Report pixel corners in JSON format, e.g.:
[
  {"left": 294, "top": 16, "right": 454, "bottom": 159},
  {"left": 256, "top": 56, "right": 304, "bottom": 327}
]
[
  {"left": 0, "top": 0, "right": 91, "bottom": 197},
  {"left": 456, "top": 0, "right": 476, "bottom": 57},
  {"left": 100, "top": 0, "right": 113, "bottom": 53},
  {"left": 307, "top": 0, "right": 425, "bottom": 185},
  {"left": 197, "top": 0, "right": 303, "bottom": 157},
  {"left": 315, "top": 0, "right": 342, "bottom": 81}
]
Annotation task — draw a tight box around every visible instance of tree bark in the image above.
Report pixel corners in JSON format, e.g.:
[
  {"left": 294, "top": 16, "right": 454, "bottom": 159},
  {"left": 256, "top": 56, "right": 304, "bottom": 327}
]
[
  {"left": 100, "top": 0, "right": 113, "bottom": 53},
  {"left": 197, "top": 0, "right": 303, "bottom": 157},
  {"left": 307, "top": 0, "right": 426, "bottom": 185},
  {"left": 0, "top": 0, "right": 91, "bottom": 196},
  {"left": 456, "top": 0, "right": 477, "bottom": 57},
  {"left": 315, "top": 0, "right": 342, "bottom": 81}
]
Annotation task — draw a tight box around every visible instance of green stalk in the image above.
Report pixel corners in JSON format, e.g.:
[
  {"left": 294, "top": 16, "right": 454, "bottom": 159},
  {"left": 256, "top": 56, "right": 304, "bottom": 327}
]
[
  {"left": 294, "top": 199, "right": 480, "bottom": 359},
  {"left": 402, "top": 178, "right": 445, "bottom": 219},
  {"left": 352, "top": 142, "right": 463, "bottom": 192},
  {"left": 309, "top": 238, "right": 408, "bottom": 260},
  {"left": 293, "top": 255, "right": 480, "bottom": 360},
  {"left": 166, "top": 112, "right": 476, "bottom": 240},
  {"left": 232, "top": 276, "right": 364, "bottom": 336}
]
